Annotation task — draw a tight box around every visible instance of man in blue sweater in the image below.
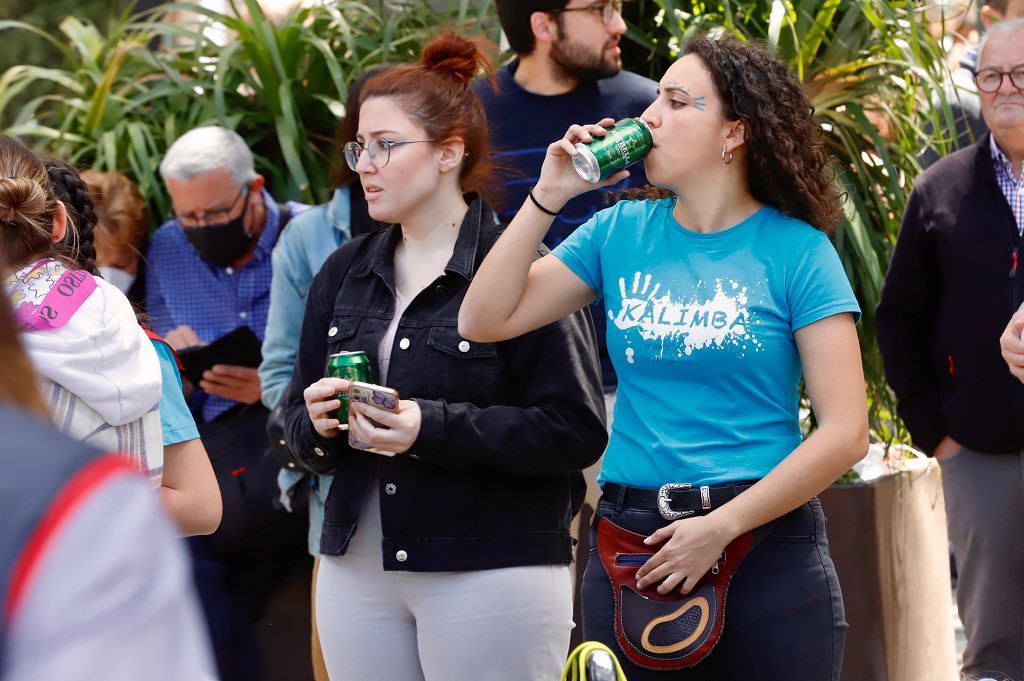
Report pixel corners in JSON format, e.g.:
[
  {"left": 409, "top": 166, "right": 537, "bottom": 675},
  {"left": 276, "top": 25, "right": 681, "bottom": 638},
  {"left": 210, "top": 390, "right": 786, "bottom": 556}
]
[
  {"left": 473, "top": 1, "right": 656, "bottom": 642},
  {"left": 473, "top": 0, "right": 657, "bottom": 395}
]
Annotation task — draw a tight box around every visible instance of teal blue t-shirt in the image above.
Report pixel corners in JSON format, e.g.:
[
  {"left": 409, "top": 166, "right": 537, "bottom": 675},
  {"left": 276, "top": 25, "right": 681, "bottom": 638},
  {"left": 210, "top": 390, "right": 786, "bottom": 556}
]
[
  {"left": 552, "top": 198, "right": 861, "bottom": 488},
  {"left": 152, "top": 340, "right": 201, "bottom": 446}
]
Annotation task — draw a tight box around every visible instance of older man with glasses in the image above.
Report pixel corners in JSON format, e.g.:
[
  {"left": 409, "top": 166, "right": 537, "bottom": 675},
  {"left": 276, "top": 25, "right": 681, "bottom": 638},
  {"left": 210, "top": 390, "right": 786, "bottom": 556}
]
[
  {"left": 146, "top": 125, "right": 312, "bottom": 681},
  {"left": 879, "top": 19, "right": 1024, "bottom": 681}
]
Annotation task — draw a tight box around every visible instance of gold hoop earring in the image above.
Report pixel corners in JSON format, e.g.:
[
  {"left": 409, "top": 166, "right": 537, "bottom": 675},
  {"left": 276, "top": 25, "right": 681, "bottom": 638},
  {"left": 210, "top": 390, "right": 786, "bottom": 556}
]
[{"left": 721, "top": 145, "right": 734, "bottom": 165}]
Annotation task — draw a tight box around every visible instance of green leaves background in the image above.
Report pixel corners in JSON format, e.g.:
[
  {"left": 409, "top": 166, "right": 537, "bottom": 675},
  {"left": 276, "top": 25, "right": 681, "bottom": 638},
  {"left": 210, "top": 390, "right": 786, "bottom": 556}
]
[{"left": 0, "top": 0, "right": 958, "bottom": 445}]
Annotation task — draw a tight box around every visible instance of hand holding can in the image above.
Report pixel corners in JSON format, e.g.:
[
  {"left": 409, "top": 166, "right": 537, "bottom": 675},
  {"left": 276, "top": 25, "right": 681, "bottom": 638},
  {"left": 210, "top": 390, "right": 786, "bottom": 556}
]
[
  {"left": 533, "top": 119, "right": 635, "bottom": 212},
  {"left": 571, "top": 117, "right": 653, "bottom": 183},
  {"left": 326, "top": 351, "right": 372, "bottom": 430},
  {"left": 303, "top": 376, "right": 352, "bottom": 439}
]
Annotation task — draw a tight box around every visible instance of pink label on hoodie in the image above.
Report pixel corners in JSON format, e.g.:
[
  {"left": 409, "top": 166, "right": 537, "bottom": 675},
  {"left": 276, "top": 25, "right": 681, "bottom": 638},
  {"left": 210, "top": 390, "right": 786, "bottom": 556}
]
[{"left": 6, "top": 259, "right": 97, "bottom": 331}]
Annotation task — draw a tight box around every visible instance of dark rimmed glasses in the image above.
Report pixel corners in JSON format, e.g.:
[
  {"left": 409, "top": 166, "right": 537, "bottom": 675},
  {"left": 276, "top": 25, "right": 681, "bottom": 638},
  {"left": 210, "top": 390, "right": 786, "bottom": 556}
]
[
  {"left": 974, "top": 65, "right": 1024, "bottom": 94},
  {"left": 550, "top": 0, "right": 625, "bottom": 25},
  {"left": 173, "top": 186, "right": 247, "bottom": 228},
  {"left": 343, "top": 138, "right": 437, "bottom": 171}
]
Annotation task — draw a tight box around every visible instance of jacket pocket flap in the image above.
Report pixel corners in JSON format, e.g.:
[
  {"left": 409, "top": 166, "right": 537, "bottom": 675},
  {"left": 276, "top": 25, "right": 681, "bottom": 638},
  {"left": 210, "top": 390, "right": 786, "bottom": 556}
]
[
  {"left": 326, "top": 317, "right": 360, "bottom": 343},
  {"left": 426, "top": 325, "right": 497, "bottom": 359}
]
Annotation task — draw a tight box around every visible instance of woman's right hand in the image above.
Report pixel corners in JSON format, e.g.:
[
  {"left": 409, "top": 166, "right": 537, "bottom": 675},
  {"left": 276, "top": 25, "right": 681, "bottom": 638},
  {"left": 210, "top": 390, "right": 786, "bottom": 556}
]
[
  {"left": 532, "top": 118, "right": 631, "bottom": 213},
  {"left": 304, "top": 377, "right": 350, "bottom": 439}
]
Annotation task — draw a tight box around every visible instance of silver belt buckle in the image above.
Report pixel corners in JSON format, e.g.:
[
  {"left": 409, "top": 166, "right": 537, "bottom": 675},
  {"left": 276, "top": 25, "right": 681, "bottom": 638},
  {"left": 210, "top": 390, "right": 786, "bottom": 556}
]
[{"left": 657, "top": 483, "right": 695, "bottom": 520}]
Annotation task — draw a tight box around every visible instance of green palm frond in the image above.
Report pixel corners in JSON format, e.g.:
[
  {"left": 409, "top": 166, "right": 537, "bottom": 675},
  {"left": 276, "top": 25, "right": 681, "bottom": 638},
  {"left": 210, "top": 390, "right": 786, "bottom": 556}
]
[{"left": 0, "top": 0, "right": 501, "bottom": 215}]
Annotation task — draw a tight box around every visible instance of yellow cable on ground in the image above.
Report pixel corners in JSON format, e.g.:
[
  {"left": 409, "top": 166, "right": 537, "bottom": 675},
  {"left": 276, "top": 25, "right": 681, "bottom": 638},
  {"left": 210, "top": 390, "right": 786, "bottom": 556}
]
[{"left": 561, "top": 641, "right": 629, "bottom": 681}]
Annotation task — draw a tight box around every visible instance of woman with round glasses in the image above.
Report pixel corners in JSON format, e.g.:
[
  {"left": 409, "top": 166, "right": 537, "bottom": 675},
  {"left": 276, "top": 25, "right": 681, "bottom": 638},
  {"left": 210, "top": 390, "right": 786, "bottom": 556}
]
[
  {"left": 282, "top": 33, "right": 608, "bottom": 681},
  {"left": 460, "top": 33, "right": 867, "bottom": 681}
]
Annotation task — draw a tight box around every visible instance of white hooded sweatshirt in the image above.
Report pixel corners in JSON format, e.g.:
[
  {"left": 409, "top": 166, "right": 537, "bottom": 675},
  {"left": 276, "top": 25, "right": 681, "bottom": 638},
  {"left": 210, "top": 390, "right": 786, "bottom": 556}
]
[{"left": 7, "top": 259, "right": 163, "bottom": 483}]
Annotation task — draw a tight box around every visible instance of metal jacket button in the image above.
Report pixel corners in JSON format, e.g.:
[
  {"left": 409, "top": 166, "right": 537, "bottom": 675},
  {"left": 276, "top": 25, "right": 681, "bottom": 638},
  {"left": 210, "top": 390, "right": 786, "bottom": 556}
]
[
  {"left": 385, "top": 483, "right": 397, "bottom": 495},
  {"left": 458, "top": 340, "right": 470, "bottom": 353},
  {"left": 399, "top": 338, "right": 410, "bottom": 350},
  {"left": 328, "top": 326, "right": 338, "bottom": 337},
  {"left": 396, "top": 550, "right": 408, "bottom": 562},
  {"left": 314, "top": 447, "right": 325, "bottom": 457}
]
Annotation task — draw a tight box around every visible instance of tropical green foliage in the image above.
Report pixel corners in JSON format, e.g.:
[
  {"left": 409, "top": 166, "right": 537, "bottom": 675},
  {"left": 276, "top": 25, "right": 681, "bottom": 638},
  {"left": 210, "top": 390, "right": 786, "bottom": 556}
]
[
  {"left": 619, "top": 0, "right": 953, "bottom": 446},
  {"left": 0, "top": 0, "right": 136, "bottom": 112},
  {"left": 0, "top": 0, "right": 956, "bottom": 445},
  {"left": 0, "top": 0, "right": 502, "bottom": 217}
]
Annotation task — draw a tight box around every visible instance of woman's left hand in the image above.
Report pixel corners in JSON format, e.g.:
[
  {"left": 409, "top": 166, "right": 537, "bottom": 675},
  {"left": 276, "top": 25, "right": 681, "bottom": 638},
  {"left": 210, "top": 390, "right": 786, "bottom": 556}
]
[
  {"left": 348, "top": 399, "right": 421, "bottom": 455},
  {"left": 635, "top": 514, "right": 736, "bottom": 595}
]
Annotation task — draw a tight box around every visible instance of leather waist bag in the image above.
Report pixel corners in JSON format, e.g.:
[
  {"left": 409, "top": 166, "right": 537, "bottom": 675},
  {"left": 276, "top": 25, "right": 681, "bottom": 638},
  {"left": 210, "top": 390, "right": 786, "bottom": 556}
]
[{"left": 596, "top": 516, "right": 759, "bottom": 670}]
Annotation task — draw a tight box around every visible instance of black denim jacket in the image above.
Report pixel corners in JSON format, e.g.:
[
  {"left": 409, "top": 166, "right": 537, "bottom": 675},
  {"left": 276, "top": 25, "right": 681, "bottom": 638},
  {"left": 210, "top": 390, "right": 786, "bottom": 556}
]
[{"left": 283, "top": 198, "right": 608, "bottom": 570}]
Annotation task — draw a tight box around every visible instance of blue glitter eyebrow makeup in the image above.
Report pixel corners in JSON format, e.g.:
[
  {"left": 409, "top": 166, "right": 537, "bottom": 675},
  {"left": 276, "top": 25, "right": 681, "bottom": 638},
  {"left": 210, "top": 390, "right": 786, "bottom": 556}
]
[{"left": 694, "top": 96, "right": 706, "bottom": 111}]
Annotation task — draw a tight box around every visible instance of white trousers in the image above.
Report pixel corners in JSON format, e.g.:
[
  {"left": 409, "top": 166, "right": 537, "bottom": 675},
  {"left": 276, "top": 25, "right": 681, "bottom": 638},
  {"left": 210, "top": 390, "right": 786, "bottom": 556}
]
[{"left": 316, "top": 485, "right": 574, "bottom": 681}]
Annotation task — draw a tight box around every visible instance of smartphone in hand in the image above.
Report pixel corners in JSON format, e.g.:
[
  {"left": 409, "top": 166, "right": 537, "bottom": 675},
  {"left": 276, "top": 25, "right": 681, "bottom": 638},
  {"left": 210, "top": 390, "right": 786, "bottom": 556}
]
[{"left": 347, "top": 381, "right": 400, "bottom": 456}]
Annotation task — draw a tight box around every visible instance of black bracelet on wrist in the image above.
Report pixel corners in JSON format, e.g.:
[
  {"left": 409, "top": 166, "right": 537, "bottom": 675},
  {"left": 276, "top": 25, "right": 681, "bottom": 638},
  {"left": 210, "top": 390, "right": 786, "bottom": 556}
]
[{"left": 528, "top": 186, "right": 560, "bottom": 216}]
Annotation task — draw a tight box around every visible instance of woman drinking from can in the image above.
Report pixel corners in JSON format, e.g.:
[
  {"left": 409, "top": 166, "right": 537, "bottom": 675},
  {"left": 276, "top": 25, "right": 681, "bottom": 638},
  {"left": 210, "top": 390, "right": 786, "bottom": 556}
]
[{"left": 460, "top": 32, "right": 868, "bottom": 681}]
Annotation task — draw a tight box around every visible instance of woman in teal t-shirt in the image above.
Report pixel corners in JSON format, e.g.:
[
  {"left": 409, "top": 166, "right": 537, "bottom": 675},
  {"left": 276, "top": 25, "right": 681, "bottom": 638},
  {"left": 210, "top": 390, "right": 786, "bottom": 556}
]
[{"left": 460, "top": 33, "right": 866, "bottom": 681}]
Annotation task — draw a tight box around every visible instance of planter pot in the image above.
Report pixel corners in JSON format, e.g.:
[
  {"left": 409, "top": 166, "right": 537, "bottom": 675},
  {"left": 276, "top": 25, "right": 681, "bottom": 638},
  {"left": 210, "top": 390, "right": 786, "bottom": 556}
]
[{"left": 819, "top": 459, "right": 958, "bottom": 681}]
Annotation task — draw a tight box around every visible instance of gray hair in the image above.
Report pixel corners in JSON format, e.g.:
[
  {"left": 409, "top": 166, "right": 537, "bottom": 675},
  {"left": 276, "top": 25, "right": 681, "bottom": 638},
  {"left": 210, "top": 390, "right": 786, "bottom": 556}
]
[
  {"left": 159, "top": 126, "right": 257, "bottom": 187},
  {"left": 978, "top": 17, "right": 1024, "bottom": 66}
]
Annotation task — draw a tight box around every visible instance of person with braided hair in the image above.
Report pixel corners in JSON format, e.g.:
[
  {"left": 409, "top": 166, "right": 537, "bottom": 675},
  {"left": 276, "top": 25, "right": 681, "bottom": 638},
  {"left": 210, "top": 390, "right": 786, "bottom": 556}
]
[
  {"left": 40, "top": 163, "right": 222, "bottom": 537},
  {"left": 461, "top": 33, "right": 867, "bottom": 680},
  {"left": 46, "top": 158, "right": 100, "bottom": 278},
  {"left": 0, "top": 136, "right": 164, "bottom": 485},
  {"left": 283, "top": 32, "right": 607, "bottom": 681},
  {"left": 0, "top": 260, "right": 217, "bottom": 681}
]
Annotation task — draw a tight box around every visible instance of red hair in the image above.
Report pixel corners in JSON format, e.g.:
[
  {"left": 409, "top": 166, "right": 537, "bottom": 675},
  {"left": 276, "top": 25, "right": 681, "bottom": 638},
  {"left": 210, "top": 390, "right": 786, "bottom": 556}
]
[{"left": 360, "top": 33, "right": 499, "bottom": 204}]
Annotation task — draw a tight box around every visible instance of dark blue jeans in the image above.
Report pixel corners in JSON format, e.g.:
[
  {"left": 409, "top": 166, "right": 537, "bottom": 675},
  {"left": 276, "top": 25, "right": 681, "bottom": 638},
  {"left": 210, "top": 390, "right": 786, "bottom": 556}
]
[{"left": 582, "top": 496, "right": 847, "bottom": 681}]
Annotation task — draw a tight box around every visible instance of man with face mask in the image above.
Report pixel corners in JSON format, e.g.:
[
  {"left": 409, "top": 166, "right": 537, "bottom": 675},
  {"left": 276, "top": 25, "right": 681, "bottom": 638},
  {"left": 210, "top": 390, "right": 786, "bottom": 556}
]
[
  {"left": 146, "top": 126, "right": 312, "bottom": 681},
  {"left": 148, "top": 125, "right": 306, "bottom": 421}
]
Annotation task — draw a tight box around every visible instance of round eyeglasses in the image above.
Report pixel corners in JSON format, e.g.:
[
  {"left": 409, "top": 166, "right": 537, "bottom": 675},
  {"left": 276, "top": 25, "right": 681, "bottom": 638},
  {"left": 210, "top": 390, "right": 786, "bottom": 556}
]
[
  {"left": 550, "top": 0, "right": 625, "bottom": 25},
  {"left": 974, "top": 66, "right": 1024, "bottom": 94},
  {"left": 343, "top": 138, "right": 437, "bottom": 171}
]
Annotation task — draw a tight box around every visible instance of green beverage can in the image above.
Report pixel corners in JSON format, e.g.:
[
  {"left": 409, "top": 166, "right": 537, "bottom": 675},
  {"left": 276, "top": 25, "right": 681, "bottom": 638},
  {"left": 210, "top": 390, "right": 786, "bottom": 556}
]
[
  {"left": 326, "top": 350, "right": 372, "bottom": 430},
  {"left": 572, "top": 117, "right": 653, "bottom": 184}
]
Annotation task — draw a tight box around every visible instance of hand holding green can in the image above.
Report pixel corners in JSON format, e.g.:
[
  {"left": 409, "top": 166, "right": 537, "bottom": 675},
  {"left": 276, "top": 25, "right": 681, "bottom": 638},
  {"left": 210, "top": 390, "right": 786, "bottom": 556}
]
[
  {"left": 571, "top": 117, "right": 653, "bottom": 184},
  {"left": 326, "top": 351, "right": 372, "bottom": 430}
]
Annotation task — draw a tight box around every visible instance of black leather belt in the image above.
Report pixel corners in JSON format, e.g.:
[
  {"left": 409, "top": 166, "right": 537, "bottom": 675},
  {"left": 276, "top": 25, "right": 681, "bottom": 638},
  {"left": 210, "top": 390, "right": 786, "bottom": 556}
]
[{"left": 601, "top": 481, "right": 757, "bottom": 520}]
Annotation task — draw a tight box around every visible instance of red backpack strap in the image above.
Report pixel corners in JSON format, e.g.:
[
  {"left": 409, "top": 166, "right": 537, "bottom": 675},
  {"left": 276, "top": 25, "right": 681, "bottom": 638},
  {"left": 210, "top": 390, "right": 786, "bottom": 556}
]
[
  {"left": 5, "top": 455, "right": 135, "bottom": 625},
  {"left": 142, "top": 327, "right": 185, "bottom": 373}
]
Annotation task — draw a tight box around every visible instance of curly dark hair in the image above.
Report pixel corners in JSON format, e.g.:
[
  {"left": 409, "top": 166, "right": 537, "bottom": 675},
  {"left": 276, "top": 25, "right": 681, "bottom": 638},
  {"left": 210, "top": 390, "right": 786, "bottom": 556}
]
[
  {"left": 45, "top": 158, "right": 99, "bottom": 274},
  {"left": 681, "top": 33, "right": 843, "bottom": 232}
]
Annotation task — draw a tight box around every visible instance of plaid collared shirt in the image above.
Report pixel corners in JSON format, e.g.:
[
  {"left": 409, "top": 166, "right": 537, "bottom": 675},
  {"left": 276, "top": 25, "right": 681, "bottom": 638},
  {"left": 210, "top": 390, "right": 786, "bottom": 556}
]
[
  {"left": 990, "top": 136, "right": 1024, "bottom": 236},
  {"left": 146, "top": 191, "right": 307, "bottom": 422}
]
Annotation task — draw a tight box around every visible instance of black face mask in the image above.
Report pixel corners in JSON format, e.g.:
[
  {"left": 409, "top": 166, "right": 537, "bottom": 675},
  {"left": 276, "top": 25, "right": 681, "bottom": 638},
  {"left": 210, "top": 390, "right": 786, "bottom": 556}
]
[{"left": 182, "top": 190, "right": 254, "bottom": 268}]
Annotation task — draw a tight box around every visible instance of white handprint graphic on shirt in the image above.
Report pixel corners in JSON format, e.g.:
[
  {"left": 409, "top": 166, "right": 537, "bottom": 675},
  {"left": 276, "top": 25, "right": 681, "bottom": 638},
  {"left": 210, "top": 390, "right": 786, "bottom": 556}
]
[
  {"left": 607, "top": 272, "right": 757, "bottom": 359},
  {"left": 610, "top": 271, "right": 661, "bottom": 331}
]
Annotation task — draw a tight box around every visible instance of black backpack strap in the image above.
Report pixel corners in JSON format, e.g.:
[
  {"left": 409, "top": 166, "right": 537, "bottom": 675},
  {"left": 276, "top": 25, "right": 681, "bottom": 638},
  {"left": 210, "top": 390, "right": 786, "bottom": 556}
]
[{"left": 277, "top": 202, "right": 294, "bottom": 232}]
